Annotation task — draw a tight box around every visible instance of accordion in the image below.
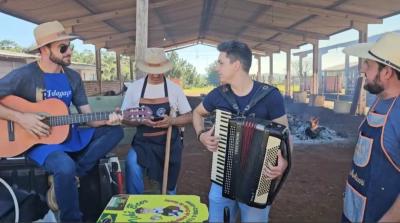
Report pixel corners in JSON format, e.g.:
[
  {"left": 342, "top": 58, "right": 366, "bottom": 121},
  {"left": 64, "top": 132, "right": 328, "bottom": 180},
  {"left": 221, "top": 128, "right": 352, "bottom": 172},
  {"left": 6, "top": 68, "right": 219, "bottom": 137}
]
[{"left": 211, "top": 109, "right": 291, "bottom": 208}]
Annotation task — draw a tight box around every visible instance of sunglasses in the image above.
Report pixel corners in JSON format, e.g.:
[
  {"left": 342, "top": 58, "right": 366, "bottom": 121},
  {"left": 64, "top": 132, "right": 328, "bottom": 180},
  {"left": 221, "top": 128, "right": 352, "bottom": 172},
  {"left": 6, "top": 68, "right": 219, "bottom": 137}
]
[{"left": 58, "top": 44, "right": 74, "bottom": 54}]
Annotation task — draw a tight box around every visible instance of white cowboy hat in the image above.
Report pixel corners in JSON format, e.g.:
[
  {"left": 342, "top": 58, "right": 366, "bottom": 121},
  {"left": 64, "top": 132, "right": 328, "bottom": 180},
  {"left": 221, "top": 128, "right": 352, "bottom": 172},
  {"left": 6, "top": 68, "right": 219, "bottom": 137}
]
[
  {"left": 343, "top": 32, "right": 400, "bottom": 72},
  {"left": 136, "top": 48, "right": 173, "bottom": 74},
  {"left": 29, "top": 20, "right": 78, "bottom": 53}
]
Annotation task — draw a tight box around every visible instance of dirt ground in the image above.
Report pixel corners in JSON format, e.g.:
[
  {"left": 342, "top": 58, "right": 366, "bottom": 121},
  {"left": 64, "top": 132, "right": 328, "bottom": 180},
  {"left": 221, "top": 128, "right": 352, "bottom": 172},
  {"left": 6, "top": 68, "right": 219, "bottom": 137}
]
[{"left": 116, "top": 97, "right": 364, "bottom": 222}]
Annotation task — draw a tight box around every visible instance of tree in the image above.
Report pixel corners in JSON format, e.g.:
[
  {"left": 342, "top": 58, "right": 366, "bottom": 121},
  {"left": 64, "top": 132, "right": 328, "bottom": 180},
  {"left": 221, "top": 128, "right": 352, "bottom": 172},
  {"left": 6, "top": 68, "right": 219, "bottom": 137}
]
[
  {"left": 291, "top": 58, "right": 312, "bottom": 91},
  {"left": 120, "top": 55, "right": 132, "bottom": 80},
  {"left": 72, "top": 49, "right": 95, "bottom": 65},
  {"left": 166, "top": 51, "right": 203, "bottom": 88},
  {"left": 0, "top": 40, "right": 26, "bottom": 52},
  {"left": 101, "top": 51, "right": 117, "bottom": 81},
  {"left": 206, "top": 60, "right": 219, "bottom": 86}
]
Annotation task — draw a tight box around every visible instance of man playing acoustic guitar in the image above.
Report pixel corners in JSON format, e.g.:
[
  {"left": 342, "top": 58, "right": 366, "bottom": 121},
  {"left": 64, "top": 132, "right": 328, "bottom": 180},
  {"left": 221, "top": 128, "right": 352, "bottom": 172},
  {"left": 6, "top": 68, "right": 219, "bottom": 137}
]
[{"left": 0, "top": 21, "right": 123, "bottom": 222}]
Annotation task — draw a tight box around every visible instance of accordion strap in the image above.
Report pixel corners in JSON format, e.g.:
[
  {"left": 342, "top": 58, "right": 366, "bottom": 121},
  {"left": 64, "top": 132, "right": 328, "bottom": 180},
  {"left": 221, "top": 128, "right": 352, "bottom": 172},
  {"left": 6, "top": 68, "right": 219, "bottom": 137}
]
[{"left": 218, "top": 83, "right": 276, "bottom": 116}]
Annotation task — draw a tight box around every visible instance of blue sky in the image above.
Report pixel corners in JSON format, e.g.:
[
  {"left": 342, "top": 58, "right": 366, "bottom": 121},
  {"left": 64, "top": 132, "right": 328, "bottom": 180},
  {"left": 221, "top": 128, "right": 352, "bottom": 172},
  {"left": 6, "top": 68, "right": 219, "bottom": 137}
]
[{"left": 0, "top": 12, "right": 400, "bottom": 75}]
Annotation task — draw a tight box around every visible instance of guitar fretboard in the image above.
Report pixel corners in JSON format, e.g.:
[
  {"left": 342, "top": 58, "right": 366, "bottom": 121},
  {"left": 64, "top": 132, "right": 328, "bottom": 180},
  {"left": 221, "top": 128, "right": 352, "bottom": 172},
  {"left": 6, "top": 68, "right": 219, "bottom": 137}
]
[{"left": 48, "top": 111, "right": 114, "bottom": 126}]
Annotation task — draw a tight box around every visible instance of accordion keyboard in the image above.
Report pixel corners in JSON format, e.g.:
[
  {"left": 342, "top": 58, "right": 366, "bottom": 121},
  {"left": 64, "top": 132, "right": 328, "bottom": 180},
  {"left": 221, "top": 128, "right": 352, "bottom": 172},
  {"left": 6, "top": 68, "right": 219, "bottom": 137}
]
[{"left": 210, "top": 109, "right": 232, "bottom": 185}]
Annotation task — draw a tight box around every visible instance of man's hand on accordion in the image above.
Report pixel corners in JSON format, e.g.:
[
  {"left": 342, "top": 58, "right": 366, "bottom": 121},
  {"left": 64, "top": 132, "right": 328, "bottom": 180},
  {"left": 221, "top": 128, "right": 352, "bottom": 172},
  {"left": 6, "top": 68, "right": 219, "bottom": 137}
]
[
  {"left": 263, "top": 150, "right": 288, "bottom": 180},
  {"left": 199, "top": 126, "right": 219, "bottom": 152}
]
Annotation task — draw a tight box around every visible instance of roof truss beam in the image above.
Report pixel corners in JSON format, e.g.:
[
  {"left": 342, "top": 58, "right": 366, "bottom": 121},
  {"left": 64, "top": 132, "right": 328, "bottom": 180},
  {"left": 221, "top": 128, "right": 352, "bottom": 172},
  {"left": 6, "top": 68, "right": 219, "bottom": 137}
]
[
  {"left": 214, "top": 14, "right": 328, "bottom": 40},
  {"left": 205, "top": 35, "right": 276, "bottom": 55},
  {"left": 209, "top": 29, "right": 298, "bottom": 49},
  {"left": 235, "top": 5, "right": 270, "bottom": 38},
  {"left": 153, "top": 8, "right": 176, "bottom": 43},
  {"left": 97, "top": 38, "right": 135, "bottom": 49},
  {"left": 248, "top": 0, "right": 382, "bottom": 24},
  {"left": 62, "top": 7, "right": 134, "bottom": 27},
  {"left": 62, "top": 0, "right": 187, "bottom": 27},
  {"left": 84, "top": 30, "right": 135, "bottom": 45},
  {"left": 198, "top": 0, "right": 217, "bottom": 39}
]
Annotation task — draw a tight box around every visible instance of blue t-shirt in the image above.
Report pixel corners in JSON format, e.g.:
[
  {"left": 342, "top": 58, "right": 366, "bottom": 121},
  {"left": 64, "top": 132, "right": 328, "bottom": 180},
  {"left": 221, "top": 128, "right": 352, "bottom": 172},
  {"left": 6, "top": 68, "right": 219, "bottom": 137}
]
[
  {"left": 373, "top": 97, "right": 400, "bottom": 166},
  {"left": 203, "top": 81, "right": 285, "bottom": 120}
]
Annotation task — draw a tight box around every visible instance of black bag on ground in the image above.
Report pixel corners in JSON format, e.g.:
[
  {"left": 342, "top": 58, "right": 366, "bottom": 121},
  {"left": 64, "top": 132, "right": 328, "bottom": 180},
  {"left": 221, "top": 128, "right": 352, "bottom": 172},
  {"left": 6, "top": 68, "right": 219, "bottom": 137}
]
[{"left": 0, "top": 157, "right": 49, "bottom": 222}]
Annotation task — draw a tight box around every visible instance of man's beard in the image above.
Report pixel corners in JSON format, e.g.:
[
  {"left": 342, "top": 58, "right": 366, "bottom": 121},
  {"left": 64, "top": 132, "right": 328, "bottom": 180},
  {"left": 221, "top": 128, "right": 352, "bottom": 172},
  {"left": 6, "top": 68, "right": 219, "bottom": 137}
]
[
  {"left": 364, "top": 74, "right": 384, "bottom": 95},
  {"left": 49, "top": 50, "right": 71, "bottom": 66}
]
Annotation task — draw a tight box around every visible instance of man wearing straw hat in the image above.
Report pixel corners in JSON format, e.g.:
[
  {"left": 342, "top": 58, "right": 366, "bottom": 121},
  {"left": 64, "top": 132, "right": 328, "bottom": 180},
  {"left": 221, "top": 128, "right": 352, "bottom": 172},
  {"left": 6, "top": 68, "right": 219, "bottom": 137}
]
[
  {"left": 122, "top": 48, "right": 192, "bottom": 195},
  {"left": 342, "top": 32, "right": 400, "bottom": 222},
  {"left": 0, "top": 21, "right": 123, "bottom": 221}
]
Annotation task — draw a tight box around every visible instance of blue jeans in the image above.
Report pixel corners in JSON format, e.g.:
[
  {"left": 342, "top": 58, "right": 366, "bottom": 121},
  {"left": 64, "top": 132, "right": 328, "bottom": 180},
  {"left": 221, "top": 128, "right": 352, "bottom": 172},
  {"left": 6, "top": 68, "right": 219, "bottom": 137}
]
[
  {"left": 43, "top": 126, "right": 123, "bottom": 222},
  {"left": 208, "top": 183, "right": 271, "bottom": 222},
  {"left": 125, "top": 148, "right": 176, "bottom": 195}
]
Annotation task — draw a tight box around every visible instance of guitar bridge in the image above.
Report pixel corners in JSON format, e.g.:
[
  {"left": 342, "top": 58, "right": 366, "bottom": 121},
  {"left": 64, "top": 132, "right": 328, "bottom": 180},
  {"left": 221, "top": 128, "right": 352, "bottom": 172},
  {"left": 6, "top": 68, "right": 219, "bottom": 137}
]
[{"left": 7, "top": 120, "right": 15, "bottom": 141}]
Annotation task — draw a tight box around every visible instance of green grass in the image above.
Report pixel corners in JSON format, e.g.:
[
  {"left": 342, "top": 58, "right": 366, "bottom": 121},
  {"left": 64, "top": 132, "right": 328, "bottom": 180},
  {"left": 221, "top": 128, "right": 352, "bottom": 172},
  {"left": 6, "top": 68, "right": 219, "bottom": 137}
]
[
  {"left": 183, "top": 86, "right": 214, "bottom": 96},
  {"left": 184, "top": 84, "right": 301, "bottom": 96},
  {"left": 276, "top": 84, "right": 301, "bottom": 93}
]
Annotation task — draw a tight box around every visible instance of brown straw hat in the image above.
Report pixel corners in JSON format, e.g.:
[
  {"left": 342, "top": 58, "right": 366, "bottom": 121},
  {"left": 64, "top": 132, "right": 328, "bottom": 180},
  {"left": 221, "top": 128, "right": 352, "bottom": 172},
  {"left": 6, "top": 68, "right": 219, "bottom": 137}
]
[
  {"left": 136, "top": 48, "right": 173, "bottom": 74},
  {"left": 343, "top": 32, "right": 400, "bottom": 72},
  {"left": 29, "top": 21, "right": 78, "bottom": 53}
]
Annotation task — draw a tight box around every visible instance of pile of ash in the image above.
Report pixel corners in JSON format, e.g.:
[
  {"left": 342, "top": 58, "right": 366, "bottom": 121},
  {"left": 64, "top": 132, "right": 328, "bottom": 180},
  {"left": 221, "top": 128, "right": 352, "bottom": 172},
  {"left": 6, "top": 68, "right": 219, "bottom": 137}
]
[{"left": 288, "top": 114, "right": 347, "bottom": 143}]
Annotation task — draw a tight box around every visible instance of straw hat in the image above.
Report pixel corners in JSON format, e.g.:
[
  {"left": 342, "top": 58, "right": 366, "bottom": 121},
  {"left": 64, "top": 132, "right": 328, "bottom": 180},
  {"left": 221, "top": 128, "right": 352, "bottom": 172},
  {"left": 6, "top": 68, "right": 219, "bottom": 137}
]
[
  {"left": 343, "top": 32, "right": 400, "bottom": 72},
  {"left": 29, "top": 21, "right": 78, "bottom": 53},
  {"left": 136, "top": 48, "right": 173, "bottom": 74}
]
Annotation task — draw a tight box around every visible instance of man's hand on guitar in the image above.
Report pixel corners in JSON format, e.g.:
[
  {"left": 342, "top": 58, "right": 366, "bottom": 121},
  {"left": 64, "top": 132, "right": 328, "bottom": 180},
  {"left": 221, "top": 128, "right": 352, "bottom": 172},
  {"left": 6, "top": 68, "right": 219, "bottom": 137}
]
[
  {"left": 17, "top": 112, "right": 50, "bottom": 138},
  {"left": 105, "top": 108, "right": 123, "bottom": 126},
  {"left": 263, "top": 150, "right": 288, "bottom": 180},
  {"left": 199, "top": 126, "right": 219, "bottom": 152}
]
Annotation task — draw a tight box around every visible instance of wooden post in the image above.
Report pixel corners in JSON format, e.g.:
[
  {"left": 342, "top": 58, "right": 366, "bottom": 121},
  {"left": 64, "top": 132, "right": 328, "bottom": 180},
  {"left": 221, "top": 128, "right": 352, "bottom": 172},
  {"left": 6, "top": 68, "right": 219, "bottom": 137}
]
[
  {"left": 345, "top": 54, "right": 350, "bottom": 94},
  {"left": 135, "top": 0, "right": 148, "bottom": 79},
  {"left": 357, "top": 26, "right": 368, "bottom": 115},
  {"left": 129, "top": 56, "right": 134, "bottom": 80},
  {"left": 268, "top": 54, "right": 273, "bottom": 84},
  {"left": 299, "top": 55, "right": 304, "bottom": 91},
  {"left": 312, "top": 41, "right": 319, "bottom": 95},
  {"left": 95, "top": 46, "right": 102, "bottom": 95},
  {"left": 350, "top": 24, "right": 368, "bottom": 115},
  {"left": 256, "top": 55, "right": 261, "bottom": 82},
  {"left": 116, "top": 52, "right": 122, "bottom": 91},
  {"left": 286, "top": 50, "right": 291, "bottom": 97}
]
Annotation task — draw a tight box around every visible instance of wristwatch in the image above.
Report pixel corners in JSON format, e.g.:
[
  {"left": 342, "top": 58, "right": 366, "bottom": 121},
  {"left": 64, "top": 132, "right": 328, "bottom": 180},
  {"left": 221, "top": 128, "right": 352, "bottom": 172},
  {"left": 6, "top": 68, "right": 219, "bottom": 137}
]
[{"left": 197, "top": 129, "right": 208, "bottom": 141}]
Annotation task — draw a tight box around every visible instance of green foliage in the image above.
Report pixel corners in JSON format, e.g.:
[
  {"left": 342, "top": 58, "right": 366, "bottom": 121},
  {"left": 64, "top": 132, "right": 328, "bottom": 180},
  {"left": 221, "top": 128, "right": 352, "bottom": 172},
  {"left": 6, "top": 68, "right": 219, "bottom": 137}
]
[
  {"left": 100, "top": 50, "right": 117, "bottom": 81},
  {"left": 120, "top": 55, "right": 132, "bottom": 80},
  {"left": 166, "top": 51, "right": 206, "bottom": 88},
  {"left": 0, "top": 40, "right": 27, "bottom": 52},
  {"left": 206, "top": 60, "right": 220, "bottom": 86},
  {"left": 72, "top": 49, "right": 95, "bottom": 65}
]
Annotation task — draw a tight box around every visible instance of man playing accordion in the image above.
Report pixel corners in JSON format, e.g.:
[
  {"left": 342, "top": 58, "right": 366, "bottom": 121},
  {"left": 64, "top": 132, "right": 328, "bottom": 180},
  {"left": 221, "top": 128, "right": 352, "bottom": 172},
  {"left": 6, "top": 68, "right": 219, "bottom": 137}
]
[{"left": 193, "top": 40, "right": 291, "bottom": 222}]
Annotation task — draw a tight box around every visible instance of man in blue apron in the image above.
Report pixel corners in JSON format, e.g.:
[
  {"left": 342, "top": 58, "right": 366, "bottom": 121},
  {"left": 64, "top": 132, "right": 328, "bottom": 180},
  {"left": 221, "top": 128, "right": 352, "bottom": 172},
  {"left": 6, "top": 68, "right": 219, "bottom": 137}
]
[
  {"left": 342, "top": 32, "right": 400, "bottom": 222},
  {"left": 122, "top": 48, "right": 192, "bottom": 195},
  {"left": 0, "top": 21, "right": 124, "bottom": 222}
]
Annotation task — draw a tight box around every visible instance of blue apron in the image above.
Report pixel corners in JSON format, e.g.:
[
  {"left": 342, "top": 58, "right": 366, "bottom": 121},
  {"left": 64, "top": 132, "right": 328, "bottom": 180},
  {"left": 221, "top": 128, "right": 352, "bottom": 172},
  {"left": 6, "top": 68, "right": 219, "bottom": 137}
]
[
  {"left": 131, "top": 76, "right": 183, "bottom": 191},
  {"left": 343, "top": 96, "right": 400, "bottom": 222},
  {"left": 27, "top": 73, "right": 95, "bottom": 165}
]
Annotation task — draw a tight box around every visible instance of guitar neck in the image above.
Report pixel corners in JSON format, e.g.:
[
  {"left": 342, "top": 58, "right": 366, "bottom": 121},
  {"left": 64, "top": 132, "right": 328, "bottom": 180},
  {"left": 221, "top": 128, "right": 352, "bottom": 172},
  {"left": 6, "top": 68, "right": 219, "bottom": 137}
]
[{"left": 48, "top": 111, "right": 114, "bottom": 126}]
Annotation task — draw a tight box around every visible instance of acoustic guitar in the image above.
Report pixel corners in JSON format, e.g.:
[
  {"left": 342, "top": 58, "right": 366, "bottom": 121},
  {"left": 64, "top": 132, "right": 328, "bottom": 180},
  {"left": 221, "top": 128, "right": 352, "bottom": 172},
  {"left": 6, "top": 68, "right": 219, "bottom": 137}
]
[{"left": 0, "top": 95, "right": 152, "bottom": 158}]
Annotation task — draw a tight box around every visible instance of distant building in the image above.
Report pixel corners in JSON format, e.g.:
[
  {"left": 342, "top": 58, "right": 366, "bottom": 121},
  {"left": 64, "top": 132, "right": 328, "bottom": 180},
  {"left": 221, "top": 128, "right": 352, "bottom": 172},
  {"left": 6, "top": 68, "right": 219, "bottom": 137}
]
[
  {"left": 0, "top": 50, "right": 37, "bottom": 77},
  {"left": 322, "top": 62, "right": 375, "bottom": 105},
  {"left": 0, "top": 50, "right": 96, "bottom": 80},
  {"left": 322, "top": 62, "right": 359, "bottom": 95}
]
